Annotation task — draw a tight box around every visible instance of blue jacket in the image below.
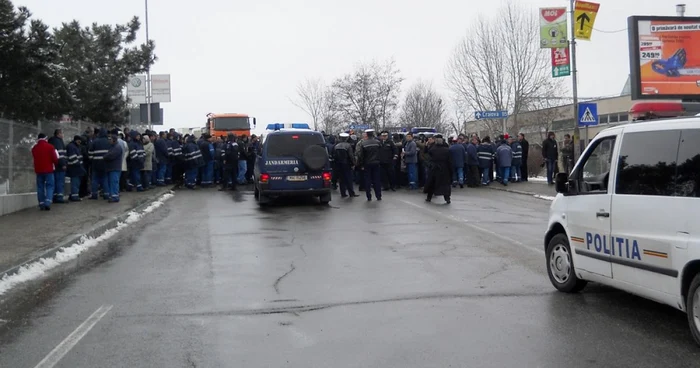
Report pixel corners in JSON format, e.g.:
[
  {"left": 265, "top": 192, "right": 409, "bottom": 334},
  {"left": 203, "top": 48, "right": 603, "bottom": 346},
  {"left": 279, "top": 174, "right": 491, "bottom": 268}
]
[
  {"left": 48, "top": 136, "right": 67, "bottom": 172},
  {"left": 169, "top": 138, "right": 183, "bottom": 162},
  {"left": 403, "top": 140, "right": 418, "bottom": 164},
  {"left": 183, "top": 136, "right": 205, "bottom": 169},
  {"left": 477, "top": 143, "right": 494, "bottom": 169},
  {"left": 198, "top": 139, "right": 213, "bottom": 162},
  {"left": 466, "top": 143, "right": 479, "bottom": 166},
  {"left": 496, "top": 143, "right": 513, "bottom": 168},
  {"left": 154, "top": 138, "right": 169, "bottom": 165},
  {"left": 103, "top": 142, "right": 123, "bottom": 172},
  {"left": 88, "top": 129, "right": 110, "bottom": 172},
  {"left": 511, "top": 141, "right": 523, "bottom": 166},
  {"left": 128, "top": 132, "right": 145, "bottom": 170},
  {"left": 66, "top": 141, "right": 86, "bottom": 177},
  {"left": 449, "top": 143, "right": 465, "bottom": 168}
]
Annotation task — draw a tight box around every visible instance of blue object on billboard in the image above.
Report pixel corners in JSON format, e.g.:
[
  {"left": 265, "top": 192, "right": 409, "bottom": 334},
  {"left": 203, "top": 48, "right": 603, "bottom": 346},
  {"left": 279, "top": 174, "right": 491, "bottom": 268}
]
[
  {"left": 474, "top": 111, "right": 508, "bottom": 119},
  {"left": 578, "top": 102, "right": 599, "bottom": 126}
]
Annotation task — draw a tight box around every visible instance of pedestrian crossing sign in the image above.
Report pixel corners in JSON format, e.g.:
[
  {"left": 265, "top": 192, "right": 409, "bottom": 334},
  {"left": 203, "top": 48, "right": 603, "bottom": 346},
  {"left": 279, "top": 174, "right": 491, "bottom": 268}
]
[{"left": 578, "top": 102, "right": 598, "bottom": 126}]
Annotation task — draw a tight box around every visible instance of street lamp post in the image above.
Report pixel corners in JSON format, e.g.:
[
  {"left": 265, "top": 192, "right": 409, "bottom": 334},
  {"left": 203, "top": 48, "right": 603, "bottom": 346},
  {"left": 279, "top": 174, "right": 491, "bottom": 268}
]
[
  {"left": 145, "top": 0, "right": 152, "bottom": 131},
  {"left": 569, "top": 0, "right": 580, "bottom": 159}
]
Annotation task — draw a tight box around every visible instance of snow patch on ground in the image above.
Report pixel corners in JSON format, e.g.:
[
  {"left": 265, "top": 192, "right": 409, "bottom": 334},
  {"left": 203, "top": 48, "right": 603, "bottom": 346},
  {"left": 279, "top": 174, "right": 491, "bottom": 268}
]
[
  {"left": 529, "top": 176, "right": 549, "bottom": 183},
  {"left": 0, "top": 192, "right": 174, "bottom": 297},
  {"left": 534, "top": 194, "right": 556, "bottom": 201}
]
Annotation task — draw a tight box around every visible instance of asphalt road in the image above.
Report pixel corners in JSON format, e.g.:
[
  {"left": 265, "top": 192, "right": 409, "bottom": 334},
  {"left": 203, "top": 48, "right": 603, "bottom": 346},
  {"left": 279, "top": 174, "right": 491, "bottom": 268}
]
[{"left": 1, "top": 187, "right": 699, "bottom": 367}]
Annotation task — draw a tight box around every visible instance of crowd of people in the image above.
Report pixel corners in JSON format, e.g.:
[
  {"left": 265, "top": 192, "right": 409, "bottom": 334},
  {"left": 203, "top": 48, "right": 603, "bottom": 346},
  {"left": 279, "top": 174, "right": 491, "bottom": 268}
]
[
  {"left": 325, "top": 129, "right": 537, "bottom": 203},
  {"left": 30, "top": 124, "right": 570, "bottom": 210},
  {"left": 31, "top": 127, "right": 259, "bottom": 210}
]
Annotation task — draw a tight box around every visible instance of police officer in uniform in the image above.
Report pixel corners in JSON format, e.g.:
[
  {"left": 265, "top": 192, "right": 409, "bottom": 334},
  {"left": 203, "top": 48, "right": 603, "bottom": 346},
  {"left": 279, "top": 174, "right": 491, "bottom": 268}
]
[
  {"left": 219, "top": 133, "right": 239, "bottom": 191},
  {"left": 333, "top": 133, "right": 359, "bottom": 198},
  {"left": 355, "top": 129, "right": 382, "bottom": 201}
]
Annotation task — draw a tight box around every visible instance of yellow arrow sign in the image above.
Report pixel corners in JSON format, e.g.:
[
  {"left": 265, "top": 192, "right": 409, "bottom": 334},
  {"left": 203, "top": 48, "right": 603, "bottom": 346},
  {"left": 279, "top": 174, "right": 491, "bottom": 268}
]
[{"left": 574, "top": 1, "right": 600, "bottom": 41}]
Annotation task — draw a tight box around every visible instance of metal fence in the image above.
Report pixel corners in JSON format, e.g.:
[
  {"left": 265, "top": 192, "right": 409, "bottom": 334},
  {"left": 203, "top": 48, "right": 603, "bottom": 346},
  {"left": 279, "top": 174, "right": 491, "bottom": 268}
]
[{"left": 0, "top": 119, "right": 99, "bottom": 195}]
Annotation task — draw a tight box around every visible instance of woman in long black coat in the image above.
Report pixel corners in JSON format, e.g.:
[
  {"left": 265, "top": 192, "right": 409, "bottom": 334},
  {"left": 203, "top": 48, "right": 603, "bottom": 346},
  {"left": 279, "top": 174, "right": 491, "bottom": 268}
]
[{"left": 424, "top": 135, "right": 454, "bottom": 204}]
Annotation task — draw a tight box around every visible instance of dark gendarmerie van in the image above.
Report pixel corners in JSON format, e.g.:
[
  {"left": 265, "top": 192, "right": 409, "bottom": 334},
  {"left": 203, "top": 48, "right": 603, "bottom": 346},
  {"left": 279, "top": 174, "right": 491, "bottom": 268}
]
[{"left": 254, "top": 128, "right": 332, "bottom": 206}]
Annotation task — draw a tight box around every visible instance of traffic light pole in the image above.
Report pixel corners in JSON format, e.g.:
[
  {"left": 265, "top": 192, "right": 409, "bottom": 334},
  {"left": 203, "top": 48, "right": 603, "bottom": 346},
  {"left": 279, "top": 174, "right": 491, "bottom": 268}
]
[{"left": 570, "top": 0, "right": 580, "bottom": 160}]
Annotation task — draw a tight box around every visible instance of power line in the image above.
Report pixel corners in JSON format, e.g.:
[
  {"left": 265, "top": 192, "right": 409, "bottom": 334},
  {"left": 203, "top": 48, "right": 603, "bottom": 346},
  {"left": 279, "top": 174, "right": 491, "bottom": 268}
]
[{"left": 594, "top": 27, "right": 628, "bottom": 34}]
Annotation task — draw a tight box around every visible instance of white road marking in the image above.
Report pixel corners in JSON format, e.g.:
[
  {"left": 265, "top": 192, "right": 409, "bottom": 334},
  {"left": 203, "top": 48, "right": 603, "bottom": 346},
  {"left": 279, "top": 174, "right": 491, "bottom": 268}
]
[
  {"left": 398, "top": 199, "right": 544, "bottom": 255},
  {"left": 33, "top": 304, "right": 114, "bottom": 368}
]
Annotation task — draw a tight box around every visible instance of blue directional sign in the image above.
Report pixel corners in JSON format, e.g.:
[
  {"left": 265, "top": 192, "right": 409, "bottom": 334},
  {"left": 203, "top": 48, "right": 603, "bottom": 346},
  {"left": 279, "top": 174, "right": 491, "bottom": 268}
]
[
  {"left": 474, "top": 110, "right": 508, "bottom": 120},
  {"left": 348, "top": 124, "right": 370, "bottom": 130},
  {"left": 578, "top": 102, "right": 598, "bottom": 127}
]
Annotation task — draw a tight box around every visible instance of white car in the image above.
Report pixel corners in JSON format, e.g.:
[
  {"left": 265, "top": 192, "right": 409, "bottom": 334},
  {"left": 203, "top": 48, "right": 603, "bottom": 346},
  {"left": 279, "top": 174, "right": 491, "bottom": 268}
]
[{"left": 544, "top": 112, "right": 700, "bottom": 345}]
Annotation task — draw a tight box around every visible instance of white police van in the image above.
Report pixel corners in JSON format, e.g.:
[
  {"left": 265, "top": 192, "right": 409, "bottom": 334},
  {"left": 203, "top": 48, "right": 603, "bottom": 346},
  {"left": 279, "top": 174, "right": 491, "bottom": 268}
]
[{"left": 544, "top": 102, "right": 700, "bottom": 345}]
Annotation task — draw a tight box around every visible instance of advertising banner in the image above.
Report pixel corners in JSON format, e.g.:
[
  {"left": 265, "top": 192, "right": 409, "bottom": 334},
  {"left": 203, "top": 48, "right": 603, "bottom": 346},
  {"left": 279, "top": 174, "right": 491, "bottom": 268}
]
[
  {"left": 127, "top": 75, "right": 147, "bottom": 104},
  {"left": 551, "top": 48, "right": 571, "bottom": 77},
  {"left": 540, "top": 8, "right": 568, "bottom": 49},
  {"left": 628, "top": 16, "right": 700, "bottom": 99},
  {"left": 151, "top": 74, "right": 171, "bottom": 103}
]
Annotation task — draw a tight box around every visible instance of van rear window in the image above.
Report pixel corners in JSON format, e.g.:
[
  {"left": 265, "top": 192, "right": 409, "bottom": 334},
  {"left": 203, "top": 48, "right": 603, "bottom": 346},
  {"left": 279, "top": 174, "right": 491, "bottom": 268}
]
[{"left": 266, "top": 134, "right": 325, "bottom": 158}]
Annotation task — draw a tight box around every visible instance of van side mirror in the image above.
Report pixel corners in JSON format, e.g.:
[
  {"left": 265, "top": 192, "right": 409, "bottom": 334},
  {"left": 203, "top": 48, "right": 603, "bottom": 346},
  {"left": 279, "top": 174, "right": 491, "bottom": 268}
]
[
  {"left": 555, "top": 172, "right": 569, "bottom": 194},
  {"left": 253, "top": 117, "right": 257, "bottom": 127}
]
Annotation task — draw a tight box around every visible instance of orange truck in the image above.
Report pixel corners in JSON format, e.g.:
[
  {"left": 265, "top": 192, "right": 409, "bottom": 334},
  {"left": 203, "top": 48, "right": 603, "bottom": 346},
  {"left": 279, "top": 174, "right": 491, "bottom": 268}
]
[{"left": 205, "top": 113, "right": 257, "bottom": 138}]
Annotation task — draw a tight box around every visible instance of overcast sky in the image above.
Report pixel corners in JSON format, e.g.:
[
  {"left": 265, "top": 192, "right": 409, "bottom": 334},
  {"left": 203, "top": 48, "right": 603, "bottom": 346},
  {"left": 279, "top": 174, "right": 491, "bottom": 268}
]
[{"left": 19, "top": 0, "right": 680, "bottom": 133}]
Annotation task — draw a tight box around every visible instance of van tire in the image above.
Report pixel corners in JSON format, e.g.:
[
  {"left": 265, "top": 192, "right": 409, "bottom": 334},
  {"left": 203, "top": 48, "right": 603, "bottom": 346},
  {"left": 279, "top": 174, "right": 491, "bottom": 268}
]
[
  {"left": 546, "top": 233, "right": 587, "bottom": 293},
  {"left": 686, "top": 274, "right": 700, "bottom": 346},
  {"left": 302, "top": 145, "right": 329, "bottom": 171},
  {"left": 319, "top": 193, "right": 331, "bottom": 205},
  {"left": 254, "top": 186, "right": 260, "bottom": 199}
]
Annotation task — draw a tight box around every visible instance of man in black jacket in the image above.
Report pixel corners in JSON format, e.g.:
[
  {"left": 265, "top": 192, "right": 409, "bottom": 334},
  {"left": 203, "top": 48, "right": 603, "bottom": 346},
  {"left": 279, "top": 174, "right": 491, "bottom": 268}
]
[
  {"left": 219, "top": 133, "right": 239, "bottom": 191},
  {"left": 378, "top": 131, "right": 398, "bottom": 191},
  {"left": 542, "top": 131, "right": 559, "bottom": 184},
  {"left": 356, "top": 129, "right": 382, "bottom": 201},
  {"left": 518, "top": 133, "right": 529, "bottom": 182},
  {"left": 48, "top": 129, "right": 67, "bottom": 203}
]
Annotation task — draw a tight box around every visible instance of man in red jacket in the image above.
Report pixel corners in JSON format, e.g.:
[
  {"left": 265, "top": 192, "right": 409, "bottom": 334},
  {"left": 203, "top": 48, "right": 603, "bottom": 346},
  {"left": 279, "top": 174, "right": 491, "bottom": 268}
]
[{"left": 32, "top": 133, "right": 59, "bottom": 210}]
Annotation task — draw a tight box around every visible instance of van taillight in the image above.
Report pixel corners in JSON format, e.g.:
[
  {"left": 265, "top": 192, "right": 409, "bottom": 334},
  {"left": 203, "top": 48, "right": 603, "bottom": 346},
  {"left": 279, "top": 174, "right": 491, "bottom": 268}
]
[
  {"left": 322, "top": 172, "right": 331, "bottom": 181},
  {"left": 260, "top": 173, "right": 270, "bottom": 183}
]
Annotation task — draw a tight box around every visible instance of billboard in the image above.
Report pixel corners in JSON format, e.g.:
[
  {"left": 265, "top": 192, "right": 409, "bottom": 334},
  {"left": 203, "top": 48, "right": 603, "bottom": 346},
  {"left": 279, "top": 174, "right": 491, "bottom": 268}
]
[{"left": 628, "top": 16, "right": 700, "bottom": 100}]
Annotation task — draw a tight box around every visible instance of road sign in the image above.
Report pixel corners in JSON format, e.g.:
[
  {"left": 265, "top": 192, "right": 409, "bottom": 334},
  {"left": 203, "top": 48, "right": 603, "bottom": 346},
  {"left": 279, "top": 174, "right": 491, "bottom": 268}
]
[
  {"left": 474, "top": 111, "right": 508, "bottom": 120},
  {"left": 578, "top": 102, "right": 598, "bottom": 126},
  {"left": 349, "top": 124, "right": 370, "bottom": 130},
  {"left": 539, "top": 8, "right": 568, "bottom": 48},
  {"left": 551, "top": 48, "right": 571, "bottom": 77},
  {"left": 574, "top": 1, "right": 600, "bottom": 41}
]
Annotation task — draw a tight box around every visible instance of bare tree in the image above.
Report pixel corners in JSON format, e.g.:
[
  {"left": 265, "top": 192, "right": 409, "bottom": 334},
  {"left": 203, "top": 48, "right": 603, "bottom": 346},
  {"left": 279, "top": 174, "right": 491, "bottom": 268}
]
[
  {"left": 331, "top": 59, "right": 403, "bottom": 131},
  {"left": 401, "top": 81, "right": 448, "bottom": 133},
  {"left": 290, "top": 78, "right": 326, "bottom": 130},
  {"left": 319, "top": 88, "right": 343, "bottom": 134},
  {"left": 375, "top": 58, "right": 404, "bottom": 129},
  {"left": 446, "top": 1, "right": 565, "bottom": 135}
]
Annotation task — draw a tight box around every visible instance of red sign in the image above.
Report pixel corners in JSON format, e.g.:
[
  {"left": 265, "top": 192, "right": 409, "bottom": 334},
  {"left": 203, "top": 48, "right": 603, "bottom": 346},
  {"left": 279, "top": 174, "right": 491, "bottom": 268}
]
[
  {"left": 551, "top": 48, "right": 570, "bottom": 67},
  {"left": 541, "top": 8, "right": 567, "bottom": 23}
]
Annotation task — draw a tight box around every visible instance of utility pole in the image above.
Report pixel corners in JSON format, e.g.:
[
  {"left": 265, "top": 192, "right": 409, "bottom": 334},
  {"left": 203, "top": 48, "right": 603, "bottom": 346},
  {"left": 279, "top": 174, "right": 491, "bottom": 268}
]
[
  {"left": 145, "top": 0, "right": 152, "bottom": 131},
  {"left": 570, "top": 0, "right": 580, "bottom": 159}
]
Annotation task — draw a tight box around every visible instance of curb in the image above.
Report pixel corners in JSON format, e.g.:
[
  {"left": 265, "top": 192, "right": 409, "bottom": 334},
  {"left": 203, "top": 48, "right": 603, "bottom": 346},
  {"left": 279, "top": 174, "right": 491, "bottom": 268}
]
[
  {"left": 485, "top": 185, "right": 555, "bottom": 200},
  {"left": 0, "top": 188, "right": 173, "bottom": 280}
]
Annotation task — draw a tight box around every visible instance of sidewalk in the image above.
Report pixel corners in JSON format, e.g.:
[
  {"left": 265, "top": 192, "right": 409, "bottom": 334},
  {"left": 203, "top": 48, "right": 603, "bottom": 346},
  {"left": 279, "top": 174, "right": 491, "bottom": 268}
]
[
  {"left": 486, "top": 178, "right": 557, "bottom": 198},
  {"left": 0, "top": 187, "right": 171, "bottom": 274}
]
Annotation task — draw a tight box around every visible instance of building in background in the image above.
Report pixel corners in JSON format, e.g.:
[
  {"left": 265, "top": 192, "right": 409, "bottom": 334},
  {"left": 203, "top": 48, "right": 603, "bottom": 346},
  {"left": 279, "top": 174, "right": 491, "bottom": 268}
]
[{"left": 175, "top": 127, "right": 203, "bottom": 137}]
